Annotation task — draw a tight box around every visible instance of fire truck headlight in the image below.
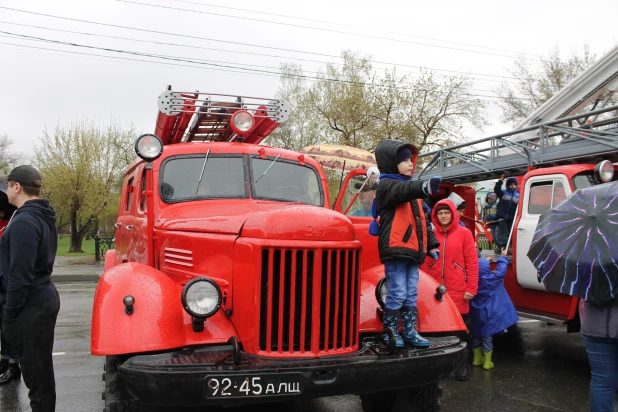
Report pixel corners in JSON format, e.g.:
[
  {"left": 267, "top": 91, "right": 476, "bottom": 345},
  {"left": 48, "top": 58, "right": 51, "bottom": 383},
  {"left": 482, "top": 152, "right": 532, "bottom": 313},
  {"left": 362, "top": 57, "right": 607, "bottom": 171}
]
[
  {"left": 375, "top": 277, "right": 388, "bottom": 308},
  {"left": 230, "top": 110, "right": 255, "bottom": 135},
  {"left": 135, "top": 134, "right": 164, "bottom": 161},
  {"left": 182, "top": 278, "right": 222, "bottom": 319},
  {"left": 595, "top": 160, "right": 614, "bottom": 183}
]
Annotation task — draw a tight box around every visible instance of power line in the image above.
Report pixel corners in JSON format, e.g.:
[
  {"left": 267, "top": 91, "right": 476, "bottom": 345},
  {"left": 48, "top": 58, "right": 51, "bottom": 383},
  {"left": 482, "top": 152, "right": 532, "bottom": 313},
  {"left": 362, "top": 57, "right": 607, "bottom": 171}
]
[
  {"left": 0, "top": 21, "right": 521, "bottom": 84},
  {"left": 0, "top": 6, "right": 520, "bottom": 81},
  {"left": 0, "top": 41, "right": 278, "bottom": 78},
  {"left": 169, "top": 0, "right": 543, "bottom": 58},
  {"left": 117, "top": 0, "right": 541, "bottom": 61},
  {"left": 2, "top": 38, "right": 524, "bottom": 102}
]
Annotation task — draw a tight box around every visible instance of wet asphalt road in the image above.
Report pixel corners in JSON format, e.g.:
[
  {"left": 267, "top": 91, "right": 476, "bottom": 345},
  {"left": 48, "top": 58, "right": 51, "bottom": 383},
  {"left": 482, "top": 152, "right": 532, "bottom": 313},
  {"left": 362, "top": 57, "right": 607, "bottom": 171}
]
[{"left": 1, "top": 282, "right": 614, "bottom": 412}]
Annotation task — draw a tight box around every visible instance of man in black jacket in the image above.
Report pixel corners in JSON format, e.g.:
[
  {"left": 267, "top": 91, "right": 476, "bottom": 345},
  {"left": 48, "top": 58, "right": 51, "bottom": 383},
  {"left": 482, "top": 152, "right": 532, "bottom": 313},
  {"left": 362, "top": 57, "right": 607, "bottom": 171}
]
[{"left": 0, "top": 165, "right": 60, "bottom": 412}]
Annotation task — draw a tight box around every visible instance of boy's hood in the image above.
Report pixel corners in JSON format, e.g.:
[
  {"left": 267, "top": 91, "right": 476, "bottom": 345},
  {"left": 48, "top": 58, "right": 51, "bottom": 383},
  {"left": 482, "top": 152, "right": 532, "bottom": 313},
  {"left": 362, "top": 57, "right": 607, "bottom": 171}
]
[
  {"left": 506, "top": 177, "right": 518, "bottom": 188},
  {"left": 375, "top": 140, "right": 418, "bottom": 175},
  {"left": 431, "top": 199, "right": 460, "bottom": 232}
]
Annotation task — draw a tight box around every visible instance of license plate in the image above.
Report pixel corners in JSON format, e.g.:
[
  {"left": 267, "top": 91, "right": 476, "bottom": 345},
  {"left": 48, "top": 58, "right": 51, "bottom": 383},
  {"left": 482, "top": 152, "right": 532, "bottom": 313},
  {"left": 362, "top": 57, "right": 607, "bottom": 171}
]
[{"left": 205, "top": 374, "right": 303, "bottom": 398}]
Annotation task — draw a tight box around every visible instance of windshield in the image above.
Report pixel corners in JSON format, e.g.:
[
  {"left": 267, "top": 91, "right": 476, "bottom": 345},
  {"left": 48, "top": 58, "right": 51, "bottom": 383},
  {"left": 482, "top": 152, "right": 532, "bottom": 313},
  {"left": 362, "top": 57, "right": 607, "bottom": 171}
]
[
  {"left": 341, "top": 174, "right": 376, "bottom": 217},
  {"left": 572, "top": 171, "right": 618, "bottom": 190},
  {"left": 251, "top": 157, "right": 323, "bottom": 206},
  {"left": 159, "top": 155, "right": 247, "bottom": 202}
]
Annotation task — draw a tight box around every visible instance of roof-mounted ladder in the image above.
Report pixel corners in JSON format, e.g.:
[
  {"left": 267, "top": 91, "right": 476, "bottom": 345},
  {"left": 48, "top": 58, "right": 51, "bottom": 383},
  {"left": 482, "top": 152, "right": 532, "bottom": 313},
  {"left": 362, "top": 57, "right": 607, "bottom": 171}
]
[{"left": 154, "top": 86, "right": 290, "bottom": 146}]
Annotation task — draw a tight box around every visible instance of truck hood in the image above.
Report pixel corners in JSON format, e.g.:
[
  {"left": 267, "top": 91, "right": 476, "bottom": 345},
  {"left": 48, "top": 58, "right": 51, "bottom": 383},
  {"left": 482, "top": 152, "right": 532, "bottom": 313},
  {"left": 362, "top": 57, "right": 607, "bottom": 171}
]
[{"left": 155, "top": 201, "right": 356, "bottom": 241}]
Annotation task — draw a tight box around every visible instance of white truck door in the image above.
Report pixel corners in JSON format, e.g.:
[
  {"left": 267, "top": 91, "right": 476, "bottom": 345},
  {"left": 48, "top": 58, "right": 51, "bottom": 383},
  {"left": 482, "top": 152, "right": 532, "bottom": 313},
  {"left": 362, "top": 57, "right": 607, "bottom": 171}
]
[{"left": 516, "top": 174, "right": 571, "bottom": 290}]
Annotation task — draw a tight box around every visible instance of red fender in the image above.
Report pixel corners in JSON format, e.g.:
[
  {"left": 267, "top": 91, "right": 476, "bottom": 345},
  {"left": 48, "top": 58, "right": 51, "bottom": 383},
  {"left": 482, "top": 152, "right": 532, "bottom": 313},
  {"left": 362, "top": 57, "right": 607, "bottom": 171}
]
[
  {"left": 103, "top": 250, "right": 116, "bottom": 273},
  {"left": 359, "top": 266, "right": 466, "bottom": 333},
  {"left": 91, "top": 262, "right": 238, "bottom": 356}
]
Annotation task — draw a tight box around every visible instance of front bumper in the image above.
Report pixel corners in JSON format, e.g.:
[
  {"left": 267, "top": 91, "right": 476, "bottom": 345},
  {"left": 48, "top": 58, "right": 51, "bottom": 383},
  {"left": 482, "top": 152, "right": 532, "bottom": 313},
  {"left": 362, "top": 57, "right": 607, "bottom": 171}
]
[{"left": 116, "top": 336, "right": 466, "bottom": 408}]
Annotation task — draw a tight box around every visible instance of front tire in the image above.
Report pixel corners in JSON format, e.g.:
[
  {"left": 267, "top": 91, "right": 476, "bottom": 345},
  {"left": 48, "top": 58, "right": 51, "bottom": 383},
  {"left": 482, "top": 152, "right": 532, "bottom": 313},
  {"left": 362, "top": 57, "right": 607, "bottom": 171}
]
[
  {"left": 104, "top": 356, "right": 149, "bottom": 412},
  {"left": 360, "top": 382, "right": 442, "bottom": 412}
]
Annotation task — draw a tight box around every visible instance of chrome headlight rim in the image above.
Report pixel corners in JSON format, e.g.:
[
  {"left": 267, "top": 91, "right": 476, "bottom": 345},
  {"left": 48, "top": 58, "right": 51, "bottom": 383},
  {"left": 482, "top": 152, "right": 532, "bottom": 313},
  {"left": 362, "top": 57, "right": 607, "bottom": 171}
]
[
  {"left": 181, "top": 278, "right": 222, "bottom": 319},
  {"left": 595, "top": 160, "right": 614, "bottom": 183},
  {"left": 134, "top": 133, "right": 164, "bottom": 162},
  {"left": 375, "top": 277, "right": 388, "bottom": 308}
]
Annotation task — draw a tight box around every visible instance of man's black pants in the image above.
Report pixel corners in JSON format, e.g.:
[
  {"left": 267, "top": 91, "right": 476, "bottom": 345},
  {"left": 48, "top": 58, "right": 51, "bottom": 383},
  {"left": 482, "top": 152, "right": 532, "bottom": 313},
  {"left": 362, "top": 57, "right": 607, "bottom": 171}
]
[{"left": 3, "top": 286, "right": 60, "bottom": 412}]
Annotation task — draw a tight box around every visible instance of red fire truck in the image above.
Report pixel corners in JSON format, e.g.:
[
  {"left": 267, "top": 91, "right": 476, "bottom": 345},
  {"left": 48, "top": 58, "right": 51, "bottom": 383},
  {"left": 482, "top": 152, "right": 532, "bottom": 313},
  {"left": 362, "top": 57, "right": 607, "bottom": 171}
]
[{"left": 91, "top": 87, "right": 467, "bottom": 412}]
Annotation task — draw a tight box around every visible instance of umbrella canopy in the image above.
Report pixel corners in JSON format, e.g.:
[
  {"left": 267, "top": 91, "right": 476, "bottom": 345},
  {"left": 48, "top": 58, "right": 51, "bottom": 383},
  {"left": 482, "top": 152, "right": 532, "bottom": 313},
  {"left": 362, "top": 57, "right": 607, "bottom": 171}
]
[
  {"left": 527, "top": 181, "right": 618, "bottom": 305},
  {"left": 300, "top": 144, "right": 376, "bottom": 172}
]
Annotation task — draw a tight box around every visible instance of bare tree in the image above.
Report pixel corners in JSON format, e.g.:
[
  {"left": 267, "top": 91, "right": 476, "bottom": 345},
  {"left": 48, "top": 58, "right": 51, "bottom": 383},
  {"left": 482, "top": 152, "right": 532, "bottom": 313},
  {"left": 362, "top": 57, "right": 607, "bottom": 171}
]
[
  {"left": 495, "top": 45, "right": 599, "bottom": 126},
  {"left": 0, "top": 133, "right": 20, "bottom": 174},
  {"left": 398, "top": 71, "right": 486, "bottom": 152},
  {"left": 267, "top": 63, "right": 331, "bottom": 151},
  {"left": 305, "top": 50, "right": 375, "bottom": 149}
]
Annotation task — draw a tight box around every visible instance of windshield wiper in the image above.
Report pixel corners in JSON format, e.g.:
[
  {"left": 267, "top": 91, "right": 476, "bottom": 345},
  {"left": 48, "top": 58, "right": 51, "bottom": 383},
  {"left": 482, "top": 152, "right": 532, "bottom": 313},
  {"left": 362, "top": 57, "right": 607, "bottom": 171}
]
[
  {"left": 255, "top": 154, "right": 280, "bottom": 184},
  {"left": 196, "top": 148, "right": 211, "bottom": 194}
]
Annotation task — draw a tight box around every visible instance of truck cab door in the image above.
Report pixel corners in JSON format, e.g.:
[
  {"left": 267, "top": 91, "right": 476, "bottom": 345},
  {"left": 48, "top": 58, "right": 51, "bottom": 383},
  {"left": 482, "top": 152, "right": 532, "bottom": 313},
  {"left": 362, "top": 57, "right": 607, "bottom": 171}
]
[
  {"left": 115, "top": 175, "right": 137, "bottom": 264},
  {"left": 333, "top": 169, "right": 381, "bottom": 271},
  {"left": 131, "top": 165, "right": 149, "bottom": 264},
  {"left": 515, "top": 174, "right": 571, "bottom": 290}
]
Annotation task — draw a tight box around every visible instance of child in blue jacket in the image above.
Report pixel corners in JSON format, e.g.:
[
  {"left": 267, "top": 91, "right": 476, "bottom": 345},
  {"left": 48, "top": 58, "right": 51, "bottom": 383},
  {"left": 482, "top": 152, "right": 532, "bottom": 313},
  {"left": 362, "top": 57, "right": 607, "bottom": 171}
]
[{"left": 470, "top": 248, "right": 519, "bottom": 369}]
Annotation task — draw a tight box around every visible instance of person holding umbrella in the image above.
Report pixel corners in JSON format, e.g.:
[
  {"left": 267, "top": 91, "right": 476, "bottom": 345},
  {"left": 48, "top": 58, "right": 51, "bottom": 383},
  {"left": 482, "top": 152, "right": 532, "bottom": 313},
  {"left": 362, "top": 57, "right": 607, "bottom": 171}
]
[
  {"left": 579, "top": 298, "right": 618, "bottom": 411},
  {"left": 527, "top": 181, "right": 618, "bottom": 411}
]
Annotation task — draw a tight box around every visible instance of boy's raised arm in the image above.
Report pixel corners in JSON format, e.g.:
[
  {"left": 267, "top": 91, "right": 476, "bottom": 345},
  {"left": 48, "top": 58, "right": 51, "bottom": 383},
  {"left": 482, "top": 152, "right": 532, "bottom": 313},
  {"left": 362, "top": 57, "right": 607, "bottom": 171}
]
[
  {"left": 378, "top": 179, "right": 427, "bottom": 207},
  {"left": 482, "top": 257, "right": 509, "bottom": 291},
  {"left": 494, "top": 175, "right": 505, "bottom": 198}
]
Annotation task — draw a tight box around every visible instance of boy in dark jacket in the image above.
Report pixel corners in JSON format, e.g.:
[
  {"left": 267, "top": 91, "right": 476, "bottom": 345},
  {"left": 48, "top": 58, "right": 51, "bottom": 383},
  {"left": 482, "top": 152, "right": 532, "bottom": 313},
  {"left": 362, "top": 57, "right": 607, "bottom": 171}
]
[
  {"left": 374, "top": 140, "right": 441, "bottom": 348},
  {"left": 470, "top": 248, "right": 519, "bottom": 369},
  {"left": 494, "top": 175, "right": 519, "bottom": 251}
]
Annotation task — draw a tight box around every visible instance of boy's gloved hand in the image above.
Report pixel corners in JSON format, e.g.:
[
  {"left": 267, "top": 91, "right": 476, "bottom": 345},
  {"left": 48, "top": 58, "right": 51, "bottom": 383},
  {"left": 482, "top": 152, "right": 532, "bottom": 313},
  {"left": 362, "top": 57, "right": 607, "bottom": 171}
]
[
  {"left": 423, "top": 176, "right": 442, "bottom": 195},
  {"left": 429, "top": 249, "right": 440, "bottom": 260}
]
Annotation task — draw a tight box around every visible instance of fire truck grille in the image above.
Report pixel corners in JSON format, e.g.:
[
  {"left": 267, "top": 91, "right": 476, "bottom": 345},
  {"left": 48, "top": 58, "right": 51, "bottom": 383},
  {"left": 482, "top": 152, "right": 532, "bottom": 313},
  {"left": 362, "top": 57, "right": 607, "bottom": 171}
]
[{"left": 259, "top": 248, "right": 360, "bottom": 355}]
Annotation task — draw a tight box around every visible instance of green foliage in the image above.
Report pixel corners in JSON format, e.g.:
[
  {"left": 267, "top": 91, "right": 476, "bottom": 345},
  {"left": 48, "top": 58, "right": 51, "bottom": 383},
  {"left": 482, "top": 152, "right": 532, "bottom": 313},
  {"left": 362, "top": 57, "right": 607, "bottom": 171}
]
[{"left": 35, "top": 120, "right": 135, "bottom": 252}]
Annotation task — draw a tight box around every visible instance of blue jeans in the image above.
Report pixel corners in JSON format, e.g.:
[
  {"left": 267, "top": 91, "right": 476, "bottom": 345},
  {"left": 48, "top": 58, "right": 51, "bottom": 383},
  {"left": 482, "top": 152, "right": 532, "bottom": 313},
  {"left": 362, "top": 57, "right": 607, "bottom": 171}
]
[
  {"left": 581, "top": 334, "right": 618, "bottom": 412},
  {"left": 472, "top": 335, "right": 493, "bottom": 352},
  {"left": 496, "top": 220, "right": 513, "bottom": 248},
  {"left": 384, "top": 258, "right": 419, "bottom": 310}
]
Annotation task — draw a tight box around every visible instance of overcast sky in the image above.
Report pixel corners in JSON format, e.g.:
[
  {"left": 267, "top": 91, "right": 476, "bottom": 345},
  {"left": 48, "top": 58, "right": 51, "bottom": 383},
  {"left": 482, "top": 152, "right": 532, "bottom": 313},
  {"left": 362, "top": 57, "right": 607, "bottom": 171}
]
[{"left": 2, "top": 0, "right": 617, "bottom": 161}]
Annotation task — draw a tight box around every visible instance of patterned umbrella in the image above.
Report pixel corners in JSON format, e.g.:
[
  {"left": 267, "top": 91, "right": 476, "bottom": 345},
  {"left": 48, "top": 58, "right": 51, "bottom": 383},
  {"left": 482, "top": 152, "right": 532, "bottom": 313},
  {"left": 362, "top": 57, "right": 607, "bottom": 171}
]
[
  {"left": 527, "top": 181, "right": 618, "bottom": 305},
  {"left": 300, "top": 144, "right": 376, "bottom": 172}
]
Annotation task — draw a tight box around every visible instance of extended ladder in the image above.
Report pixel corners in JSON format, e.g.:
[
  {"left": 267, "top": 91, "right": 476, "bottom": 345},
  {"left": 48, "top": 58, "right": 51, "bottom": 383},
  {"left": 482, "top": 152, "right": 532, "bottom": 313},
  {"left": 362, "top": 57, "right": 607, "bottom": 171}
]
[{"left": 416, "top": 104, "right": 618, "bottom": 184}]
